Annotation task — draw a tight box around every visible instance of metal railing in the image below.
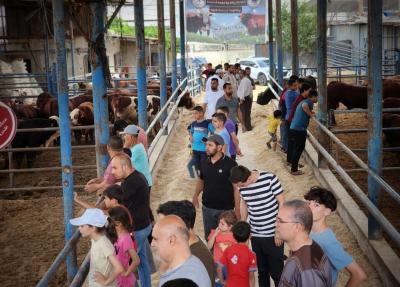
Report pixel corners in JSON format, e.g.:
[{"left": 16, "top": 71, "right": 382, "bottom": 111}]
[{"left": 267, "top": 75, "right": 400, "bottom": 248}]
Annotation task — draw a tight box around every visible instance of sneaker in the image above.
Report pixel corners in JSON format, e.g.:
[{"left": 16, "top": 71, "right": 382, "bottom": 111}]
[
  {"left": 267, "top": 142, "right": 272, "bottom": 149},
  {"left": 291, "top": 170, "right": 304, "bottom": 176}
]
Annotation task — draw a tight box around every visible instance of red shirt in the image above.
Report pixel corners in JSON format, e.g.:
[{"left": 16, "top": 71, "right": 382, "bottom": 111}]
[
  {"left": 219, "top": 243, "right": 257, "bottom": 287},
  {"left": 287, "top": 95, "right": 306, "bottom": 123},
  {"left": 208, "top": 230, "right": 236, "bottom": 262}
]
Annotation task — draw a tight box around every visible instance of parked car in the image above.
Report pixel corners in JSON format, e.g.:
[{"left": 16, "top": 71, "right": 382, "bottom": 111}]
[{"left": 239, "top": 57, "right": 289, "bottom": 85}]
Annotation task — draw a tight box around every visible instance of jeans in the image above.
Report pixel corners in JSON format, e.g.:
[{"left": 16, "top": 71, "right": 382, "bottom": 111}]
[
  {"left": 187, "top": 150, "right": 206, "bottom": 178},
  {"left": 286, "top": 128, "right": 295, "bottom": 164},
  {"left": 202, "top": 205, "right": 230, "bottom": 239},
  {"left": 134, "top": 224, "right": 152, "bottom": 287},
  {"left": 280, "top": 121, "right": 288, "bottom": 151},
  {"left": 290, "top": 129, "right": 307, "bottom": 172},
  {"left": 251, "top": 236, "right": 284, "bottom": 287}
]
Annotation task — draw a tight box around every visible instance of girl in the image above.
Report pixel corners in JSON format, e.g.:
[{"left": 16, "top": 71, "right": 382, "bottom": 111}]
[
  {"left": 207, "top": 210, "right": 238, "bottom": 263},
  {"left": 70, "top": 208, "right": 123, "bottom": 287},
  {"left": 107, "top": 206, "right": 140, "bottom": 287}
]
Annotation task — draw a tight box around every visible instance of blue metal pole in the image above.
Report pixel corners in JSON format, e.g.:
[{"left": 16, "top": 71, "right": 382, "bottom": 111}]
[
  {"left": 52, "top": 62, "right": 57, "bottom": 96},
  {"left": 51, "top": 0, "right": 77, "bottom": 281},
  {"left": 179, "top": 0, "right": 187, "bottom": 86},
  {"left": 275, "top": 0, "right": 283, "bottom": 85},
  {"left": 90, "top": 1, "right": 110, "bottom": 177},
  {"left": 268, "top": 0, "right": 274, "bottom": 78},
  {"left": 290, "top": 0, "right": 299, "bottom": 75},
  {"left": 169, "top": 0, "right": 178, "bottom": 92},
  {"left": 367, "top": 0, "right": 383, "bottom": 240},
  {"left": 69, "top": 19, "right": 76, "bottom": 95},
  {"left": 158, "top": 0, "right": 168, "bottom": 128},
  {"left": 134, "top": 0, "right": 148, "bottom": 130},
  {"left": 43, "top": 15, "right": 51, "bottom": 93}
]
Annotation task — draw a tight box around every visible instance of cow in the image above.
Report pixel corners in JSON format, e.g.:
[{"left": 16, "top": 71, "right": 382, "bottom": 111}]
[
  {"left": 70, "top": 102, "right": 94, "bottom": 144},
  {"left": 13, "top": 104, "right": 39, "bottom": 119},
  {"left": 256, "top": 83, "right": 279, "bottom": 106},
  {"left": 383, "top": 97, "right": 400, "bottom": 115},
  {"left": 11, "top": 118, "right": 59, "bottom": 168},
  {"left": 69, "top": 94, "right": 93, "bottom": 109},
  {"left": 382, "top": 113, "right": 400, "bottom": 148},
  {"left": 186, "top": 10, "right": 212, "bottom": 36},
  {"left": 240, "top": 13, "right": 265, "bottom": 36},
  {"left": 37, "top": 92, "right": 74, "bottom": 118}
]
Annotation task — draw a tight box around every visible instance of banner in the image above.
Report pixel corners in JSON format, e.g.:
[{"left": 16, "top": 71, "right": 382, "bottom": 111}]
[{"left": 186, "top": 0, "right": 266, "bottom": 44}]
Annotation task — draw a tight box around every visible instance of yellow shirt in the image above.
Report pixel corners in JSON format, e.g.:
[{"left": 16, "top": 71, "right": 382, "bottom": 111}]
[{"left": 267, "top": 114, "right": 281, "bottom": 134}]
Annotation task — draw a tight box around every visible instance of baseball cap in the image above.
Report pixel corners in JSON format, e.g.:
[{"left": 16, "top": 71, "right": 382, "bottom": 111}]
[
  {"left": 120, "top": 124, "right": 140, "bottom": 136},
  {"left": 202, "top": 134, "right": 225, "bottom": 145},
  {"left": 70, "top": 208, "right": 108, "bottom": 227},
  {"left": 216, "top": 69, "right": 223, "bottom": 73}
]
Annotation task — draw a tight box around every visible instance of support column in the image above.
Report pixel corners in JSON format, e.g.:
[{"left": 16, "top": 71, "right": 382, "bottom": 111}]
[
  {"left": 290, "top": 0, "right": 299, "bottom": 75},
  {"left": 276, "top": 0, "right": 283, "bottom": 85},
  {"left": 158, "top": 0, "right": 167, "bottom": 127},
  {"left": 134, "top": 0, "right": 148, "bottom": 129},
  {"left": 367, "top": 0, "right": 383, "bottom": 240},
  {"left": 169, "top": 0, "right": 178, "bottom": 92},
  {"left": 317, "top": 0, "right": 329, "bottom": 168},
  {"left": 51, "top": 0, "right": 77, "bottom": 281},
  {"left": 179, "top": 0, "right": 187, "bottom": 86},
  {"left": 268, "top": 0, "right": 274, "bottom": 78},
  {"left": 90, "top": 1, "right": 110, "bottom": 177}
]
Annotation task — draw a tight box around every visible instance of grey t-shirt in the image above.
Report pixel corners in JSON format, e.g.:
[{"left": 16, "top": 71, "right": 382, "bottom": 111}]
[
  {"left": 159, "top": 255, "right": 211, "bottom": 287},
  {"left": 216, "top": 96, "right": 239, "bottom": 124}
]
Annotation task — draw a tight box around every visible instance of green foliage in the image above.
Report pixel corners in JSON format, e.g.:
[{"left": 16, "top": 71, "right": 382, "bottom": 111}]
[{"left": 280, "top": 2, "right": 317, "bottom": 54}]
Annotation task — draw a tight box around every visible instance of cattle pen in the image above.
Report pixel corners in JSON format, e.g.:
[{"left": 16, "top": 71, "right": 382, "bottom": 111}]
[{"left": 1, "top": 0, "right": 400, "bottom": 287}]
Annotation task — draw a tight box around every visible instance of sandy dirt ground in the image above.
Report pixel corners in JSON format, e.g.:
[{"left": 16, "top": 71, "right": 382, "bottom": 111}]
[{"left": 0, "top": 86, "right": 383, "bottom": 286}]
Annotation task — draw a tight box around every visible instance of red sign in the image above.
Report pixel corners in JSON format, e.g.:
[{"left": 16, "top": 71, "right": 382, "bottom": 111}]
[{"left": 0, "top": 102, "right": 17, "bottom": 150}]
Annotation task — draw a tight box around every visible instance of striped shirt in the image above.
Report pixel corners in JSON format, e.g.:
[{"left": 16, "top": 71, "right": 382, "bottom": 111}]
[{"left": 239, "top": 171, "right": 283, "bottom": 237}]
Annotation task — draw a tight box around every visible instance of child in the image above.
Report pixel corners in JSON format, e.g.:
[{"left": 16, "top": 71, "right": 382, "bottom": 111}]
[
  {"left": 70, "top": 208, "right": 123, "bottom": 286},
  {"left": 107, "top": 206, "right": 140, "bottom": 287},
  {"left": 211, "top": 112, "right": 231, "bottom": 157},
  {"left": 74, "top": 184, "right": 125, "bottom": 211},
  {"left": 266, "top": 110, "right": 282, "bottom": 151},
  {"left": 187, "top": 106, "right": 212, "bottom": 179},
  {"left": 207, "top": 211, "right": 237, "bottom": 263},
  {"left": 218, "top": 221, "right": 257, "bottom": 287},
  {"left": 304, "top": 187, "right": 366, "bottom": 286}
]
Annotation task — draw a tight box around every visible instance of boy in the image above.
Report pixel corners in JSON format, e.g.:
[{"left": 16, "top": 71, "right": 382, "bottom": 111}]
[
  {"left": 218, "top": 221, "right": 257, "bottom": 287},
  {"left": 187, "top": 106, "right": 212, "bottom": 179},
  {"left": 304, "top": 187, "right": 367, "bottom": 286},
  {"left": 281, "top": 78, "right": 298, "bottom": 153},
  {"left": 216, "top": 106, "right": 242, "bottom": 160},
  {"left": 211, "top": 112, "right": 231, "bottom": 157},
  {"left": 266, "top": 110, "right": 282, "bottom": 151}
]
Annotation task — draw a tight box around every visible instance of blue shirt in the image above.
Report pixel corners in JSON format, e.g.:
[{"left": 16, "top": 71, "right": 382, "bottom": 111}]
[
  {"left": 215, "top": 128, "right": 231, "bottom": 157},
  {"left": 311, "top": 228, "right": 353, "bottom": 285},
  {"left": 290, "top": 99, "right": 313, "bottom": 131},
  {"left": 285, "top": 89, "right": 299, "bottom": 120},
  {"left": 189, "top": 120, "right": 212, "bottom": 152},
  {"left": 130, "top": 143, "right": 152, "bottom": 186}
]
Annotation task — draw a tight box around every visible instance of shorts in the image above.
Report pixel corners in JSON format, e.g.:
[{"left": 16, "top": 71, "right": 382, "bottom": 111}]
[{"left": 268, "top": 132, "right": 277, "bottom": 142}]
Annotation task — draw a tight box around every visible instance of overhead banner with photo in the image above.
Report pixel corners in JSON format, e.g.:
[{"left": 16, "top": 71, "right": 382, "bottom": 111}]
[{"left": 186, "top": 0, "right": 266, "bottom": 44}]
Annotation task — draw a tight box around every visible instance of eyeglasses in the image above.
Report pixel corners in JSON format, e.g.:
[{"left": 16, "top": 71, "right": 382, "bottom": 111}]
[{"left": 276, "top": 218, "right": 299, "bottom": 224}]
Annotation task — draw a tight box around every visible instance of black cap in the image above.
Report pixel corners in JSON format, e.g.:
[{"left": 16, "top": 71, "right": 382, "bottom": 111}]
[{"left": 202, "top": 134, "right": 225, "bottom": 145}]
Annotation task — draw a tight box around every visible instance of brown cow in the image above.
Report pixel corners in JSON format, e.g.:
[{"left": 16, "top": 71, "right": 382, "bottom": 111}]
[
  {"left": 382, "top": 113, "right": 400, "bottom": 148},
  {"left": 383, "top": 97, "right": 400, "bottom": 115},
  {"left": 69, "top": 94, "right": 93, "bottom": 109},
  {"left": 70, "top": 101, "right": 94, "bottom": 144},
  {"left": 37, "top": 92, "right": 74, "bottom": 118},
  {"left": 14, "top": 104, "right": 39, "bottom": 119}
]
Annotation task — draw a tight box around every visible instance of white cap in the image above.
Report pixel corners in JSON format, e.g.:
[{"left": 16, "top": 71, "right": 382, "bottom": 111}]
[
  {"left": 216, "top": 69, "right": 223, "bottom": 73},
  {"left": 120, "top": 124, "right": 140, "bottom": 135},
  {"left": 70, "top": 208, "right": 108, "bottom": 227}
]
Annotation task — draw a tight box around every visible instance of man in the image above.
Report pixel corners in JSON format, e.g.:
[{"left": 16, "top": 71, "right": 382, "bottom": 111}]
[
  {"left": 276, "top": 200, "right": 332, "bottom": 287},
  {"left": 224, "top": 62, "right": 230, "bottom": 72},
  {"left": 216, "top": 106, "right": 243, "bottom": 161},
  {"left": 84, "top": 136, "right": 124, "bottom": 194},
  {"left": 157, "top": 200, "right": 216, "bottom": 285},
  {"left": 289, "top": 90, "right": 318, "bottom": 175},
  {"left": 205, "top": 69, "right": 225, "bottom": 92},
  {"left": 121, "top": 125, "right": 152, "bottom": 188},
  {"left": 234, "top": 63, "right": 242, "bottom": 85},
  {"left": 152, "top": 215, "right": 211, "bottom": 287},
  {"left": 245, "top": 67, "right": 255, "bottom": 89},
  {"left": 216, "top": 83, "right": 242, "bottom": 134},
  {"left": 230, "top": 165, "right": 285, "bottom": 287},
  {"left": 237, "top": 69, "right": 253, "bottom": 132},
  {"left": 222, "top": 65, "right": 238, "bottom": 97},
  {"left": 282, "top": 78, "right": 299, "bottom": 153},
  {"left": 112, "top": 120, "right": 149, "bottom": 153},
  {"left": 111, "top": 154, "right": 152, "bottom": 287},
  {"left": 201, "top": 63, "right": 213, "bottom": 79},
  {"left": 192, "top": 134, "right": 239, "bottom": 238},
  {"left": 305, "top": 187, "right": 367, "bottom": 286},
  {"left": 211, "top": 113, "right": 231, "bottom": 157},
  {"left": 204, "top": 78, "right": 224, "bottom": 119}
]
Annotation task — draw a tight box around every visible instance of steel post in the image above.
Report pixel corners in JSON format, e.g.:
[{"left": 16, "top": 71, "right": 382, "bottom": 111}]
[
  {"left": 51, "top": 0, "right": 77, "bottom": 281},
  {"left": 275, "top": 0, "right": 284, "bottom": 85},
  {"left": 317, "top": 0, "right": 329, "bottom": 168},
  {"left": 367, "top": 0, "right": 383, "bottom": 240},
  {"left": 69, "top": 19, "right": 76, "bottom": 94},
  {"left": 43, "top": 14, "right": 51, "bottom": 93},
  {"left": 90, "top": 1, "right": 110, "bottom": 177},
  {"left": 157, "top": 0, "right": 168, "bottom": 129},
  {"left": 268, "top": 0, "right": 274, "bottom": 77},
  {"left": 134, "top": 0, "right": 148, "bottom": 129},
  {"left": 52, "top": 62, "right": 57, "bottom": 96},
  {"left": 169, "top": 0, "right": 178, "bottom": 92},
  {"left": 179, "top": 0, "right": 187, "bottom": 87},
  {"left": 290, "top": 0, "right": 299, "bottom": 75}
]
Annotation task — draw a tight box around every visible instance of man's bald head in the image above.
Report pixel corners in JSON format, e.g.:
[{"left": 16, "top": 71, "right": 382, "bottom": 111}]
[{"left": 154, "top": 215, "right": 189, "bottom": 241}]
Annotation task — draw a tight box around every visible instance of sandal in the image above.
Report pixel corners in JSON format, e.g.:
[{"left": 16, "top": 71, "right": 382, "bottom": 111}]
[{"left": 291, "top": 170, "right": 304, "bottom": 176}]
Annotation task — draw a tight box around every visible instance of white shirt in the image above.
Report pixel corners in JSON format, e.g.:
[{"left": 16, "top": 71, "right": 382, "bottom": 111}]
[
  {"left": 222, "top": 72, "right": 238, "bottom": 97},
  {"left": 204, "top": 88, "right": 224, "bottom": 118},
  {"left": 237, "top": 76, "right": 253, "bottom": 100},
  {"left": 205, "top": 75, "right": 225, "bottom": 92}
]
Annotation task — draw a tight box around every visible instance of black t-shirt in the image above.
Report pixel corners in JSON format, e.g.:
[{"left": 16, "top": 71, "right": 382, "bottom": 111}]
[
  {"left": 199, "top": 155, "right": 237, "bottom": 209},
  {"left": 121, "top": 170, "right": 151, "bottom": 231}
]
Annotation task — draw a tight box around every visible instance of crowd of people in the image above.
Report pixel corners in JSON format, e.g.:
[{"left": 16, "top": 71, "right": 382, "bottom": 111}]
[{"left": 69, "top": 63, "right": 368, "bottom": 287}]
